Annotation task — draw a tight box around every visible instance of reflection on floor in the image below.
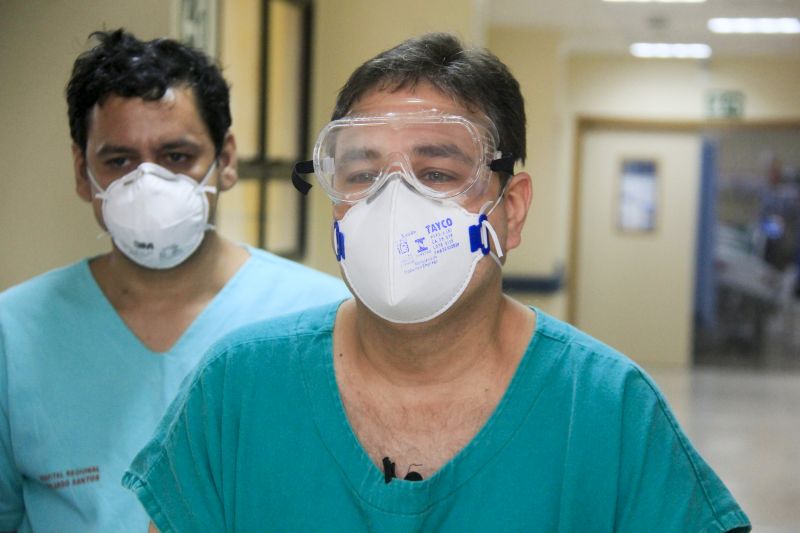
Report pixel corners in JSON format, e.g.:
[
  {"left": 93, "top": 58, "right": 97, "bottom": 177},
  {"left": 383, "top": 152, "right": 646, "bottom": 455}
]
[{"left": 647, "top": 366, "right": 800, "bottom": 532}]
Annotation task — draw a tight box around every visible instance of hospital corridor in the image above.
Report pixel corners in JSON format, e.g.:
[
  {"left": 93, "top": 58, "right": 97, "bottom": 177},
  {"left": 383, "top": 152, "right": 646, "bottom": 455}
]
[{"left": 2, "top": 0, "right": 799, "bottom": 531}]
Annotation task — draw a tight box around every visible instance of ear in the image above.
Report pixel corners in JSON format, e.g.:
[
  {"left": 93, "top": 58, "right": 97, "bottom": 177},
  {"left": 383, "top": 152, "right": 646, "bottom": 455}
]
[
  {"left": 73, "top": 143, "right": 94, "bottom": 203},
  {"left": 216, "top": 131, "right": 238, "bottom": 192},
  {"left": 502, "top": 172, "right": 532, "bottom": 252}
]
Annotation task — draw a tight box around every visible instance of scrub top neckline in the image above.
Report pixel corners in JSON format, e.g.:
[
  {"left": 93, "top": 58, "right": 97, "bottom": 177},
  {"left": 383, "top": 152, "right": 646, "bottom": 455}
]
[
  {"left": 80, "top": 243, "right": 256, "bottom": 357},
  {"left": 300, "top": 303, "right": 564, "bottom": 516}
]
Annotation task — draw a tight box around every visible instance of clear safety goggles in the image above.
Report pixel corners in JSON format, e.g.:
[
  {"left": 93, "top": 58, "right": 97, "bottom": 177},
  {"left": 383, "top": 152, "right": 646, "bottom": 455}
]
[{"left": 292, "top": 111, "right": 515, "bottom": 204}]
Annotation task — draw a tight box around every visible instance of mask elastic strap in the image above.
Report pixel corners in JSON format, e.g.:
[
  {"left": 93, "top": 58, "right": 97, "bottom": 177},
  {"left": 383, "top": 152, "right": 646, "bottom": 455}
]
[
  {"left": 199, "top": 161, "right": 219, "bottom": 232},
  {"left": 483, "top": 220, "right": 504, "bottom": 268},
  {"left": 85, "top": 167, "right": 107, "bottom": 200},
  {"left": 481, "top": 177, "right": 511, "bottom": 217},
  {"left": 476, "top": 181, "right": 511, "bottom": 267},
  {"left": 198, "top": 160, "right": 219, "bottom": 195}
]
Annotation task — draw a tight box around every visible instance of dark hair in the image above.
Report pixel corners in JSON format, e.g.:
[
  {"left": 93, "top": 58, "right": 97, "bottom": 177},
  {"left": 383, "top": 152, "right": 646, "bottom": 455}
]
[
  {"left": 66, "top": 29, "right": 231, "bottom": 155},
  {"left": 332, "top": 33, "right": 526, "bottom": 170}
]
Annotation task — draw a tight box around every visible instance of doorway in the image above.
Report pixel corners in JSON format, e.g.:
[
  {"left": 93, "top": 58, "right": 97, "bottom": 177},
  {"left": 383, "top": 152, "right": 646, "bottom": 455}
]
[
  {"left": 570, "top": 120, "right": 700, "bottom": 367},
  {"left": 694, "top": 125, "right": 800, "bottom": 370},
  {"left": 570, "top": 118, "right": 800, "bottom": 370}
]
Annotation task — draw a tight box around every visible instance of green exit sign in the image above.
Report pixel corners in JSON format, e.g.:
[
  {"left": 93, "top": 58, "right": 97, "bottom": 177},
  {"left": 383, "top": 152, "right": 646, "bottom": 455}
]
[{"left": 706, "top": 90, "right": 745, "bottom": 119}]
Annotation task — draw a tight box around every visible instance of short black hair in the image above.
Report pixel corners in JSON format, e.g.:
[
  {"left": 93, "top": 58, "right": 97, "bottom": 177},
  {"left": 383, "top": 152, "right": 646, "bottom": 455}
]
[
  {"left": 66, "top": 29, "right": 231, "bottom": 155},
  {"left": 333, "top": 33, "right": 526, "bottom": 171}
]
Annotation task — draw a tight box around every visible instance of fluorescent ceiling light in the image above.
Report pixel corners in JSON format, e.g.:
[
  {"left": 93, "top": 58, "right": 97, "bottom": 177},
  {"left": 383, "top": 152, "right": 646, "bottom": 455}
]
[
  {"left": 630, "top": 43, "right": 712, "bottom": 58},
  {"left": 604, "top": 0, "right": 705, "bottom": 3},
  {"left": 708, "top": 18, "right": 800, "bottom": 34}
]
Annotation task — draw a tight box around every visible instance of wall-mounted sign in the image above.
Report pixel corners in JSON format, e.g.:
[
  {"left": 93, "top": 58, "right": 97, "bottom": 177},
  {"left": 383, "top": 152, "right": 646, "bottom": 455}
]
[
  {"left": 706, "top": 89, "right": 745, "bottom": 119},
  {"left": 618, "top": 159, "right": 658, "bottom": 233}
]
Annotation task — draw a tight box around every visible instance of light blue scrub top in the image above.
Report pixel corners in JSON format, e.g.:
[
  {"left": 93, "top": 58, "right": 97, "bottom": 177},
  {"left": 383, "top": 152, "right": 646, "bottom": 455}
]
[{"left": 0, "top": 247, "right": 350, "bottom": 533}]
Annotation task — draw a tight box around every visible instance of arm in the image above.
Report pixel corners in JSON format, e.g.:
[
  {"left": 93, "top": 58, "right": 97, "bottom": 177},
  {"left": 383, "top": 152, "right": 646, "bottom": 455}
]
[
  {"left": 148, "top": 522, "right": 159, "bottom": 533},
  {"left": 614, "top": 368, "right": 751, "bottom": 532}
]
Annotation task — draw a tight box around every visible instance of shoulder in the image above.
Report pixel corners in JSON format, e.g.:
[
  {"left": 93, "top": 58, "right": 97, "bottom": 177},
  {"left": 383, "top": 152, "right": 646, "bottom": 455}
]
[
  {"left": 243, "top": 247, "right": 346, "bottom": 289},
  {"left": 533, "top": 310, "right": 644, "bottom": 376},
  {"left": 228, "top": 247, "right": 350, "bottom": 311},
  {"left": 191, "top": 299, "right": 340, "bottom": 380},
  {"left": 529, "top": 309, "right": 665, "bottom": 408},
  {"left": 0, "top": 260, "right": 89, "bottom": 314}
]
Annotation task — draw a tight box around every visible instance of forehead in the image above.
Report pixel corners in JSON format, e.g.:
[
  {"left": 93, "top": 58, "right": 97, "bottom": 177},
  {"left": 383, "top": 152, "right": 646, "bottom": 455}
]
[
  {"left": 349, "top": 83, "right": 474, "bottom": 117},
  {"left": 86, "top": 86, "right": 211, "bottom": 147}
]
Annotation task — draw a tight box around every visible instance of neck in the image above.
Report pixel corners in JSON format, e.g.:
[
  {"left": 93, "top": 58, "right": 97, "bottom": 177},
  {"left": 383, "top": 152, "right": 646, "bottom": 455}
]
[
  {"left": 339, "top": 273, "right": 532, "bottom": 389},
  {"left": 91, "top": 232, "right": 247, "bottom": 306}
]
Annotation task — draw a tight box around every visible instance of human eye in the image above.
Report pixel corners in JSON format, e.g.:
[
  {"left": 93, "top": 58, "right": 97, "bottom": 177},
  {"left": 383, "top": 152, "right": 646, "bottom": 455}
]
[
  {"left": 419, "top": 170, "right": 457, "bottom": 184},
  {"left": 345, "top": 171, "right": 379, "bottom": 185},
  {"left": 104, "top": 156, "right": 129, "bottom": 169},
  {"left": 164, "top": 151, "right": 193, "bottom": 166}
]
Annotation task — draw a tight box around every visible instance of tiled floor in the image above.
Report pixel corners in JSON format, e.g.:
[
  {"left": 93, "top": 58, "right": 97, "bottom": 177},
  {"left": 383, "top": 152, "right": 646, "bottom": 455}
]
[{"left": 647, "top": 366, "right": 800, "bottom": 532}]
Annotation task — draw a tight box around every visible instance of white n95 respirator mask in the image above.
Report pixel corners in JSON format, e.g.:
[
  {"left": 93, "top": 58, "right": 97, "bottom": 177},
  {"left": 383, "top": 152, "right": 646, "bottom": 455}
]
[
  {"left": 333, "top": 178, "right": 504, "bottom": 324},
  {"left": 87, "top": 161, "right": 217, "bottom": 270}
]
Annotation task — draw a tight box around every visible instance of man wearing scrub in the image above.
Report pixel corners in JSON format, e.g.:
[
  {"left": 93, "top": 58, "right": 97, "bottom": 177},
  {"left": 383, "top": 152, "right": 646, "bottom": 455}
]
[
  {"left": 0, "top": 29, "right": 348, "bottom": 533},
  {"left": 125, "top": 33, "right": 750, "bottom": 532}
]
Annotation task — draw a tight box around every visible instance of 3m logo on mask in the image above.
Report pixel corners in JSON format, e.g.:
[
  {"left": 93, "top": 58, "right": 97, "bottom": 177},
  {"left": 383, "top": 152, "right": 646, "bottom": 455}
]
[{"left": 134, "top": 241, "right": 155, "bottom": 250}]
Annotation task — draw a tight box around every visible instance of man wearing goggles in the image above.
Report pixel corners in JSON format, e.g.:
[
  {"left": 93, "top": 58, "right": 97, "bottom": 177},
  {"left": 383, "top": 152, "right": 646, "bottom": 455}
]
[{"left": 128, "top": 33, "right": 749, "bottom": 532}]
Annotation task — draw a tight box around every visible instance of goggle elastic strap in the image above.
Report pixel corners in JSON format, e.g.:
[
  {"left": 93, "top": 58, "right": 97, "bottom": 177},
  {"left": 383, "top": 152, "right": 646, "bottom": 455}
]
[
  {"left": 489, "top": 153, "right": 515, "bottom": 176},
  {"left": 292, "top": 160, "right": 314, "bottom": 195}
]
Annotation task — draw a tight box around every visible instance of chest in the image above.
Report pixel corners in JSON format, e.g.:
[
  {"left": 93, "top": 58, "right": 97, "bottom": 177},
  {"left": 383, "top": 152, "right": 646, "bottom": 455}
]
[
  {"left": 118, "top": 300, "right": 207, "bottom": 352},
  {"left": 338, "top": 384, "right": 498, "bottom": 480}
]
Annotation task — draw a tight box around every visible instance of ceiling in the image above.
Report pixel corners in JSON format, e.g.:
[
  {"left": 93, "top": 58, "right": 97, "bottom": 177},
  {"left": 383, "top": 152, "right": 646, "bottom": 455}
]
[{"left": 488, "top": 0, "right": 800, "bottom": 57}]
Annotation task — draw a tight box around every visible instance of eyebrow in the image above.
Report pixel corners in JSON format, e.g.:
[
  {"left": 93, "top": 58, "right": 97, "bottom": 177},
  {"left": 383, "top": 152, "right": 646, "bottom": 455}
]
[
  {"left": 338, "top": 147, "right": 382, "bottom": 164},
  {"left": 412, "top": 143, "right": 474, "bottom": 165},
  {"left": 160, "top": 139, "right": 202, "bottom": 152},
  {"left": 95, "top": 139, "right": 202, "bottom": 157},
  {"left": 337, "top": 143, "right": 474, "bottom": 165},
  {"left": 95, "top": 144, "right": 137, "bottom": 157}
]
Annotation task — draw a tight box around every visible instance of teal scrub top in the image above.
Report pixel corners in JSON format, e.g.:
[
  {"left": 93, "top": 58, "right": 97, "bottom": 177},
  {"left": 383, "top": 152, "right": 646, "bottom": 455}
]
[{"left": 124, "top": 301, "right": 750, "bottom": 532}]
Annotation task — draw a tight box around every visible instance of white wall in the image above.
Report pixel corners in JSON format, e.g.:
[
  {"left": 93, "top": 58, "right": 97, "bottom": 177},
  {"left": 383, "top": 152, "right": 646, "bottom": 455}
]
[
  {"left": 488, "top": 28, "right": 568, "bottom": 317},
  {"left": 568, "top": 54, "right": 800, "bottom": 120}
]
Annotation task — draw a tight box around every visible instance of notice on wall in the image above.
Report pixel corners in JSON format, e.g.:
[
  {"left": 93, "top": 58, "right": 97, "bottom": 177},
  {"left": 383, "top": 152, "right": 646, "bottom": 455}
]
[{"left": 618, "top": 159, "right": 658, "bottom": 233}]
